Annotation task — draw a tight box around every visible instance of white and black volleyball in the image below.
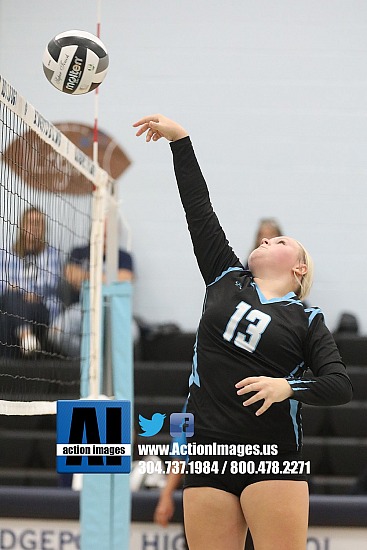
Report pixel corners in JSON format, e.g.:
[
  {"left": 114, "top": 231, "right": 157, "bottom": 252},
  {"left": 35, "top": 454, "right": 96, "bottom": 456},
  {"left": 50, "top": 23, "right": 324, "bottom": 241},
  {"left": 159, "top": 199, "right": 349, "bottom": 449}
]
[{"left": 42, "top": 30, "right": 109, "bottom": 95}]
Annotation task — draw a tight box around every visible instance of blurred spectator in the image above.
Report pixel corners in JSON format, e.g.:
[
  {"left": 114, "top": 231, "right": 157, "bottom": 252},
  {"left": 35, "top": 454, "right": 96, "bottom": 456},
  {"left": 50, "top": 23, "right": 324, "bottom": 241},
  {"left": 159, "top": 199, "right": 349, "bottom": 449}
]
[
  {"left": 333, "top": 312, "right": 359, "bottom": 337},
  {"left": 244, "top": 218, "right": 283, "bottom": 268},
  {"left": 48, "top": 222, "right": 134, "bottom": 357},
  {"left": 0, "top": 207, "right": 61, "bottom": 356},
  {"left": 251, "top": 218, "right": 283, "bottom": 250}
]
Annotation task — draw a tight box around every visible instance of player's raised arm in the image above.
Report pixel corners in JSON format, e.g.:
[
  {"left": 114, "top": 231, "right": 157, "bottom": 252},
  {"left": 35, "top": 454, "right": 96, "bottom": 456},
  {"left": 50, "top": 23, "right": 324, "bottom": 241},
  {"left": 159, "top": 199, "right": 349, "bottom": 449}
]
[
  {"left": 133, "top": 114, "right": 240, "bottom": 284},
  {"left": 133, "top": 114, "right": 188, "bottom": 143}
]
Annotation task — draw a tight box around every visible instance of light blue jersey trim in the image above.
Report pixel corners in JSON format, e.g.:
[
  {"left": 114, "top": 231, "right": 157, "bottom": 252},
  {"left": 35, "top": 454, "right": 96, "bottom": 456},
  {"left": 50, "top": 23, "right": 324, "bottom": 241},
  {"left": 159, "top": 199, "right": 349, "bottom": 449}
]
[
  {"left": 304, "top": 307, "right": 323, "bottom": 327},
  {"left": 252, "top": 282, "right": 299, "bottom": 305},
  {"left": 289, "top": 399, "right": 300, "bottom": 449},
  {"left": 202, "top": 288, "right": 208, "bottom": 315},
  {"left": 289, "top": 362, "right": 305, "bottom": 378},
  {"left": 189, "top": 335, "right": 200, "bottom": 388},
  {"left": 288, "top": 379, "right": 316, "bottom": 385},
  {"left": 207, "top": 266, "right": 243, "bottom": 287},
  {"left": 288, "top": 379, "right": 316, "bottom": 392}
]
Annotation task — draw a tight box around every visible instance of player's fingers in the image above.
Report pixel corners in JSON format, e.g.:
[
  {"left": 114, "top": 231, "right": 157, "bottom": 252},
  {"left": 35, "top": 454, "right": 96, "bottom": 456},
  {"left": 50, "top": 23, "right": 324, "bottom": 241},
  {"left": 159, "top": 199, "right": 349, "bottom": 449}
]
[
  {"left": 235, "top": 376, "right": 264, "bottom": 389},
  {"left": 242, "top": 390, "right": 265, "bottom": 407},
  {"left": 156, "top": 506, "right": 172, "bottom": 526},
  {"left": 236, "top": 382, "right": 261, "bottom": 395},
  {"left": 154, "top": 507, "right": 164, "bottom": 520},
  {"left": 155, "top": 515, "right": 168, "bottom": 527},
  {"left": 255, "top": 400, "right": 272, "bottom": 416},
  {"left": 135, "top": 122, "right": 151, "bottom": 136},
  {"left": 146, "top": 128, "right": 155, "bottom": 142},
  {"left": 133, "top": 115, "right": 160, "bottom": 127}
]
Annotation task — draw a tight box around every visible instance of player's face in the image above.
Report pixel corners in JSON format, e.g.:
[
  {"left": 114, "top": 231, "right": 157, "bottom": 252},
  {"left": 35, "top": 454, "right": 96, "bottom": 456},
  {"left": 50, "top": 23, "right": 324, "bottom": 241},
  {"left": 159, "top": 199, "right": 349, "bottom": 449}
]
[{"left": 248, "top": 236, "right": 304, "bottom": 274}]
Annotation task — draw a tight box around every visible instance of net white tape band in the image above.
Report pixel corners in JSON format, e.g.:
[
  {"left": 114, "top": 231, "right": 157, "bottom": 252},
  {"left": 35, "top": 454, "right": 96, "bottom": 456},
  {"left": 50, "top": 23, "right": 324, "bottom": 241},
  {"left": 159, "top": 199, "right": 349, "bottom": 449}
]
[
  {"left": 0, "top": 74, "right": 107, "bottom": 186},
  {"left": 0, "top": 400, "right": 57, "bottom": 416}
]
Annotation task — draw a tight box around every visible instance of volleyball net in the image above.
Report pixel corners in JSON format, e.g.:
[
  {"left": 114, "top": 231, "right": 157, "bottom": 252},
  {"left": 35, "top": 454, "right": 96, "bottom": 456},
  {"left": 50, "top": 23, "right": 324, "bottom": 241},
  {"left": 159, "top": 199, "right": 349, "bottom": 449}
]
[{"left": 0, "top": 74, "right": 110, "bottom": 415}]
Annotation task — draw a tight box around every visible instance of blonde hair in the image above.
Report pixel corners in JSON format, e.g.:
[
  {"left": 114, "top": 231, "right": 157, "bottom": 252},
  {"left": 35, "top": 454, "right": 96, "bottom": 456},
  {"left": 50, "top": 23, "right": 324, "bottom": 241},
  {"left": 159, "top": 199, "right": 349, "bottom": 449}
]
[{"left": 295, "top": 241, "right": 314, "bottom": 301}]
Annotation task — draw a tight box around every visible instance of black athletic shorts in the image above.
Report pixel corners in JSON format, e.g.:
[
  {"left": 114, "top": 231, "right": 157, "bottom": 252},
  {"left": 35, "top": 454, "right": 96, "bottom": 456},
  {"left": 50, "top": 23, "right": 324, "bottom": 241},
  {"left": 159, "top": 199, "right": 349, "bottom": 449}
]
[{"left": 183, "top": 435, "right": 308, "bottom": 497}]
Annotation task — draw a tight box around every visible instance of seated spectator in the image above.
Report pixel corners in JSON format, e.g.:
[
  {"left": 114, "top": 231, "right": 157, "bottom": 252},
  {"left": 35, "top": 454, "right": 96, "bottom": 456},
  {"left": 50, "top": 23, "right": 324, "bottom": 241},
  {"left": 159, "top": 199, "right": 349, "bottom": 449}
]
[
  {"left": 64, "top": 222, "right": 134, "bottom": 304},
  {"left": 0, "top": 207, "right": 61, "bottom": 356},
  {"left": 48, "top": 223, "right": 134, "bottom": 357}
]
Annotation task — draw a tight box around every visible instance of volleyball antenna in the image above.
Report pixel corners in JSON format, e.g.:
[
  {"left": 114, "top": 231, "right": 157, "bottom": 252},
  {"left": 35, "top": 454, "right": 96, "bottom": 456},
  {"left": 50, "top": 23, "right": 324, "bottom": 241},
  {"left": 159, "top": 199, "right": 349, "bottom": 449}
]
[{"left": 88, "top": 0, "right": 108, "bottom": 400}]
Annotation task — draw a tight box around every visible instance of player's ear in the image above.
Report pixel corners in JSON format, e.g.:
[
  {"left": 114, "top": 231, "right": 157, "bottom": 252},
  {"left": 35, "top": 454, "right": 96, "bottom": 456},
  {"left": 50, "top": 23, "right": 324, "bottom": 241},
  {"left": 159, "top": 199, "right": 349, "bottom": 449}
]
[{"left": 293, "top": 263, "right": 307, "bottom": 277}]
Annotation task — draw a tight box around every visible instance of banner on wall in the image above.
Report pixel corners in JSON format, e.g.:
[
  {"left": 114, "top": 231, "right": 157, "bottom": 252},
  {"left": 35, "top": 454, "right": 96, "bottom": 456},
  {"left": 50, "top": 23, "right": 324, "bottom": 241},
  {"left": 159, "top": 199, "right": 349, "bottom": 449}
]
[
  {"left": 2, "top": 119, "right": 131, "bottom": 195},
  {"left": 0, "top": 520, "right": 367, "bottom": 550}
]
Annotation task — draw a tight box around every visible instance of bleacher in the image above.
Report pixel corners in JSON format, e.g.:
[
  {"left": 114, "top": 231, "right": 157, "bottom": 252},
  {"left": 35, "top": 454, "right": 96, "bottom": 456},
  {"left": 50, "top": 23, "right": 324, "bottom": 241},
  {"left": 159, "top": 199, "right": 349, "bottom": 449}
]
[{"left": 0, "top": 332, "right": 366, "bottom": 495}]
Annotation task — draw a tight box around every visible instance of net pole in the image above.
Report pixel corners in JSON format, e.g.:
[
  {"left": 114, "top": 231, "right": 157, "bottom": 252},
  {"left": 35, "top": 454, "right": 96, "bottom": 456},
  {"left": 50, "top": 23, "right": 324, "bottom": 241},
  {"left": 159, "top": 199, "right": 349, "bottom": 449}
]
[{"left": 88, "top": 172, "right": 107, "bottom": 399}]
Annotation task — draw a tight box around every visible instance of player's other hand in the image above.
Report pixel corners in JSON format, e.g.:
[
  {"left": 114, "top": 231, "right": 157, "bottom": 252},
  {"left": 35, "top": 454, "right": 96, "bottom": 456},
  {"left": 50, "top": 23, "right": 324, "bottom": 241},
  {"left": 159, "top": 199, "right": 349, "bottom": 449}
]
[
  {"left": 133, "top": 114, "right": 188, "bottom": 142},
  {"left": 235, "top": 376, "right": 294, "bottom": 416},
  {"left": 153, "top": 493, "right": 175, "bottom": 527}
]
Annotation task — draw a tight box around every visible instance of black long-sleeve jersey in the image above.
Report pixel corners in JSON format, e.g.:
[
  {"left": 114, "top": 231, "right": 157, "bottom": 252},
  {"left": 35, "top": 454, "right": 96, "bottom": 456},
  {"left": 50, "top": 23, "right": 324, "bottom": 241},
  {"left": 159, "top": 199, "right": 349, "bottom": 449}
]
[{"left": 170, "top": 136, "right": 353, "bottom": 453}]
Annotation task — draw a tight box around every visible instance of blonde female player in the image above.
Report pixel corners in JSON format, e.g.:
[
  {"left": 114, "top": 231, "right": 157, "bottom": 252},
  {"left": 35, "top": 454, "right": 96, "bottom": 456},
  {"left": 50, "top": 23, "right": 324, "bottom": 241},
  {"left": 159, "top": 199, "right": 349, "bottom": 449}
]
[{"left": 133, "top": 114, "right": 353, "bottom": 550}]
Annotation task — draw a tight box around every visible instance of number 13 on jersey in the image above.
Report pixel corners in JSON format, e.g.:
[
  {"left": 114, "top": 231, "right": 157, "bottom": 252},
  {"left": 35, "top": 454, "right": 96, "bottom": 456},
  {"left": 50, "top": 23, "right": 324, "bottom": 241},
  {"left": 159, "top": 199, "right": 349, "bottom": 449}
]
[{"left": 223, "top": 301, "right": 271, "bottom": 353}]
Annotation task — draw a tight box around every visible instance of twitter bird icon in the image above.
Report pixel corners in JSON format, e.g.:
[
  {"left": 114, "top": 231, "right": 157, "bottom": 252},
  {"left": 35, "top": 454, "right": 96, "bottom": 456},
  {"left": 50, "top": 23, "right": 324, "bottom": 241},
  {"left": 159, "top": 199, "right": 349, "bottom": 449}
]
[{"left": 138, "top": 413, "right": 166, "bottom": 437}]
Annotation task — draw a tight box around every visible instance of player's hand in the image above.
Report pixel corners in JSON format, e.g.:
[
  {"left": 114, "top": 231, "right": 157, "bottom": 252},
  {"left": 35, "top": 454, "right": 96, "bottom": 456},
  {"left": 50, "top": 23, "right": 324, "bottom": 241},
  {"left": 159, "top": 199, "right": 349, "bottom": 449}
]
[
  {"left": 133, "top": 114, "right": 188, "bottom": 142},
  {"left": 235, "top": 376, "right": 294, "bottom": 416},
  {"left": 153, "top": 493, "right": 175, "bottom": 527}
]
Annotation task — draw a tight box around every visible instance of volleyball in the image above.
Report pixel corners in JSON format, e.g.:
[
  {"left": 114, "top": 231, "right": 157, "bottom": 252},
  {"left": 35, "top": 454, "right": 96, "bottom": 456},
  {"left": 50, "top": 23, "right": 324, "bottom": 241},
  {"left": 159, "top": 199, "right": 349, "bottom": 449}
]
[{"left": 42, "top": 30, "right": 109, "bottom": 95}]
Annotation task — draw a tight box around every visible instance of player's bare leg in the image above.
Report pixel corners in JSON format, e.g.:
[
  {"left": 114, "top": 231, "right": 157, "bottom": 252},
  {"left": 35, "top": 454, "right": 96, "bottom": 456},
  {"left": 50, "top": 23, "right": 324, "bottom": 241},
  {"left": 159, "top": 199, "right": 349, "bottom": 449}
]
[
  {"left": 183, "top": 487, "right": 247, "bottom": 550},
  {"left": 240, "top": 480, "right": 309, "bottom": 550}
]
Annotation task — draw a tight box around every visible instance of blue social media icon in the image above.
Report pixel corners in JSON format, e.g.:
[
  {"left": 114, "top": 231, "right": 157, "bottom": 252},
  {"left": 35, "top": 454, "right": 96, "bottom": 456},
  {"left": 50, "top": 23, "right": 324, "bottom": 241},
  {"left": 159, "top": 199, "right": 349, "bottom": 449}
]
[
  {"left": 138, "top": 413, "right": 166, "bottom": 437},
  {"left": 170, "top": 413, "right": 194, "bottom": 438}
]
